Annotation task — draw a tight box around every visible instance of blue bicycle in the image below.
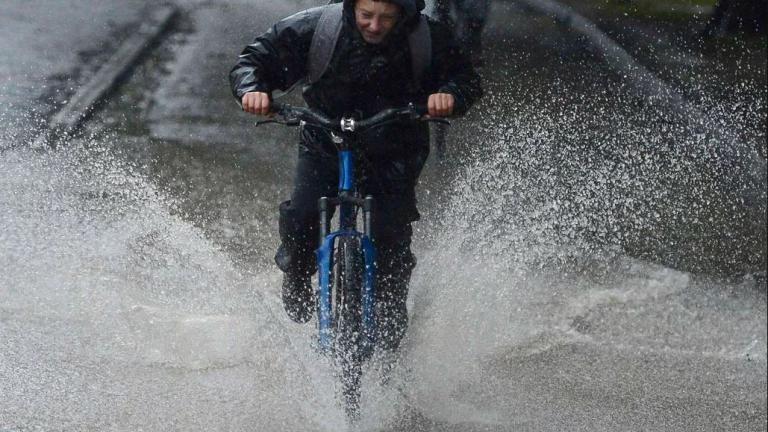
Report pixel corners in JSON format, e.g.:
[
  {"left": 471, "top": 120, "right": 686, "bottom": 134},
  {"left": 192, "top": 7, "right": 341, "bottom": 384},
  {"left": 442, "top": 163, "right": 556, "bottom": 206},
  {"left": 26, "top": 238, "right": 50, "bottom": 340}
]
[{"left": 258, "top": 102, "right": 448, "bottom": 418}]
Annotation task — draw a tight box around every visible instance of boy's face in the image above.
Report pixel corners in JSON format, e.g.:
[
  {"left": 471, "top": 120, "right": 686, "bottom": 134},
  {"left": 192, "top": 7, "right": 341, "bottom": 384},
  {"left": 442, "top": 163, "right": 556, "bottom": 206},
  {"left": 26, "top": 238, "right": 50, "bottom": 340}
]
[{"left": 354, "top": 0, "right": 402, "bottom": 44}]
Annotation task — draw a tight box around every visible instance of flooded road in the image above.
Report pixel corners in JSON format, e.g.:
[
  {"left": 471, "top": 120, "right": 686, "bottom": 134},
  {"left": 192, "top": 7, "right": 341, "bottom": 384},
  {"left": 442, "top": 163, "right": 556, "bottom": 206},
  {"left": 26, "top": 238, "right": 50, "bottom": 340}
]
[{"left": 1, "top": 0, "right": 766, "bottom": 431}]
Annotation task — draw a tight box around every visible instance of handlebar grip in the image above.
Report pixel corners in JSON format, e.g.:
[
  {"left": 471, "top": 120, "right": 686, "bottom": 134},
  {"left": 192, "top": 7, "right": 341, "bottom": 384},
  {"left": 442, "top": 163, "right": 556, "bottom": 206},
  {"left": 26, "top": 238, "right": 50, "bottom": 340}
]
[
  {"left": 270, "top": 101, "right": 287, "bottom": 114},
  {"left": 410, "top": 104, "right": 428, "bottom": 116}
]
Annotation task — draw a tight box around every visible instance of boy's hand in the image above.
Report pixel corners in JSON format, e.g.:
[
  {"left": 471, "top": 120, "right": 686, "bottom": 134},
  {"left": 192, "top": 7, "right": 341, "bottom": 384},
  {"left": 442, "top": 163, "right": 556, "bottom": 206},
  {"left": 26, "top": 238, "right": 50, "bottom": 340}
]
[
  {"left": 427, "top": 93, "right": 455, "bottom": 117},
  {"left": 241, "top": 91, "right": 271, "bottom": 115}
]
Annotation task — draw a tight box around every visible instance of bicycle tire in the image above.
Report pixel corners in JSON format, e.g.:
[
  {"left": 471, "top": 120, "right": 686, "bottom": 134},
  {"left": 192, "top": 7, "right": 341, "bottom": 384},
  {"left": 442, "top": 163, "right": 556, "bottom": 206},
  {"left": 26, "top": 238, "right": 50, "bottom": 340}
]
[{"left": 332, "top": 236, "right": 364, "bottom": 418}]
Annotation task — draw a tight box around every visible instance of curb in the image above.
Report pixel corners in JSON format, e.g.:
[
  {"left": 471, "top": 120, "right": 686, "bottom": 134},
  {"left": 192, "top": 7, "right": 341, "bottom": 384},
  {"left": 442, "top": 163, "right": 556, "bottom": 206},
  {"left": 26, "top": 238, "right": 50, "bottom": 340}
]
[{"left": 34, "top": 4, "right": 178, "bottom": 148}]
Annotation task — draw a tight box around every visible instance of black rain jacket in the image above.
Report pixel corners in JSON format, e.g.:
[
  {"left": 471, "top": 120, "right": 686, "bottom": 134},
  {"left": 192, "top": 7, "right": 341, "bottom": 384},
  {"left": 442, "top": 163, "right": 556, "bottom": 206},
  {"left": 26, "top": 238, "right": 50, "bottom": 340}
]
[{"left": 229, "top": 0, "right": 482, "bottom": 171}]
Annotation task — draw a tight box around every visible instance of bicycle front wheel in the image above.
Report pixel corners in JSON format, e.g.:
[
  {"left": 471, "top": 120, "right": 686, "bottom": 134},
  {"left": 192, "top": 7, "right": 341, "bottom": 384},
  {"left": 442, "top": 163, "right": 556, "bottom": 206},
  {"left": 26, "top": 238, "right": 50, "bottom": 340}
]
[{"left": 333, "top": 236, "right": 364, "bottom": 418}]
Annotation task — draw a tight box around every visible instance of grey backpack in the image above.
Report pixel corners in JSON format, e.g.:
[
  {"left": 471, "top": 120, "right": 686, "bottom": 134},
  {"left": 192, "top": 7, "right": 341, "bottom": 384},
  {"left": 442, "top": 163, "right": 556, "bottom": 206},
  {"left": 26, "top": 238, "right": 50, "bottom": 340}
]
[{"left": 307, "top": 2, "right": 432, "bottom": 87}]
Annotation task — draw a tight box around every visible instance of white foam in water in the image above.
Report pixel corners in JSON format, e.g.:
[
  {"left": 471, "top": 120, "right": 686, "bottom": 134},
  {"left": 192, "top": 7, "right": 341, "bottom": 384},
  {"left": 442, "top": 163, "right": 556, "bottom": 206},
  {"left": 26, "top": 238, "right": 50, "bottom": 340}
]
[
  {"left": 358, "top": 80, "right": 766, "bottom": 429},
  {"left": 0, "top": 133, "right": 347, "bottom": 431}
]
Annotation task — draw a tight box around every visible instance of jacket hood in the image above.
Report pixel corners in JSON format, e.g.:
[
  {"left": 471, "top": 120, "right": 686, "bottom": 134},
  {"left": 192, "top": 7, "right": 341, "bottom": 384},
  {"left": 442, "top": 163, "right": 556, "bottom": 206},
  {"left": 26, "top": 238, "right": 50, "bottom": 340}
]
[{"left": 342, "top": 0, "right": 425, "bottom": 23}]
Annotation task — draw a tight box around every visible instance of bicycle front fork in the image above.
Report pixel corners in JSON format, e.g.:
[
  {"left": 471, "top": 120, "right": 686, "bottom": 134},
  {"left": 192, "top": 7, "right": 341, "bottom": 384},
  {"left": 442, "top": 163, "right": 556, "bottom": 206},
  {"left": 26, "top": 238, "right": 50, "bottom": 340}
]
[{"left": 318, "top": 194, "right": 374, "bottom": 242}]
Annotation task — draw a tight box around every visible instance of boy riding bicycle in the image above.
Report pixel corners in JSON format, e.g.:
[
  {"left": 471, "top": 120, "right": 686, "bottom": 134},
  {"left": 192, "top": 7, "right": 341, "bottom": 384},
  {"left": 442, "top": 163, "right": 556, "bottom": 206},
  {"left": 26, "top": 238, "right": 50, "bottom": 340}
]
[{"left": 229, "top": 0, "right": 482, "bottom": 353}]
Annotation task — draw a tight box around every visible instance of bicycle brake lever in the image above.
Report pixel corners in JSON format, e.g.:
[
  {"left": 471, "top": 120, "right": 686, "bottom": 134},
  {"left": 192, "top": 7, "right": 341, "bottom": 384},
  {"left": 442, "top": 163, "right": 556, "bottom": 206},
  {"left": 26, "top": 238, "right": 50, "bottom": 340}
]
[
  {"left": 255, "top": 118, "right": 301, "bottom": 127},
  {"left": 404, "top": 104, "right": 450, "bottom": 125},
  {"left": 424, "top": 118, "right": 451, "bottom": 125},
  {"left": 255, "top": 119, "right": 281, "bottom": 127}
]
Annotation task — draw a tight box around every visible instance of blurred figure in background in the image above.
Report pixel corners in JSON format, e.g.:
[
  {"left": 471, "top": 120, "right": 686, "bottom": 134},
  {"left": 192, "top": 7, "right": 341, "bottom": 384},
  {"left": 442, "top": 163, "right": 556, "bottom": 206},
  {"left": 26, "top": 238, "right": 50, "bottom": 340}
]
[{"left": 432, "top": 0, "right": 489, "bottom": 66}]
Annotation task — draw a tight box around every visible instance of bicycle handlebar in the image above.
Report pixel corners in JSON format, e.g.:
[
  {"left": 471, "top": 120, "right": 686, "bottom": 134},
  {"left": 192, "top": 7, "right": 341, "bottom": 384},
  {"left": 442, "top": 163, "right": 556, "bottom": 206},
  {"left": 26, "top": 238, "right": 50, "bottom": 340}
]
[
  {"left": 270, "top": 101, "right": 337, "bottom": 129},
  {"left": 264, "top": 102, "right": 445, "bottom": 132}
]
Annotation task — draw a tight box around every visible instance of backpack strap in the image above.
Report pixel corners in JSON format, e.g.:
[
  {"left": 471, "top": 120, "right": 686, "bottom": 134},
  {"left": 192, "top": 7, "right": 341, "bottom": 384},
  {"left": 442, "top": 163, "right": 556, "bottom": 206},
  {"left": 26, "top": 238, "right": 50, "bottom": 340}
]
[
  {"left": 308, "top": 3, "right": 344, "bottom": 84},
  {"left": 409, "top": 15, "right": 432, "bottom": 88},
  {"left": 308, "top": 5, "right": 431, "bottom": 86}
]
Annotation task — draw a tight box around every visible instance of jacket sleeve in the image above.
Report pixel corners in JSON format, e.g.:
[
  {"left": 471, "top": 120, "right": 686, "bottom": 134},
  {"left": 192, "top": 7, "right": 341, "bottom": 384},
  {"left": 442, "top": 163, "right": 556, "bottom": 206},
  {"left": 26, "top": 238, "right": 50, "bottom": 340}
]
[
  {"left": 427, "top": 19, "right": 483, "bottom": 116},
  {"left": 229, "top": 9, "right": 320, "bottom": 102}
]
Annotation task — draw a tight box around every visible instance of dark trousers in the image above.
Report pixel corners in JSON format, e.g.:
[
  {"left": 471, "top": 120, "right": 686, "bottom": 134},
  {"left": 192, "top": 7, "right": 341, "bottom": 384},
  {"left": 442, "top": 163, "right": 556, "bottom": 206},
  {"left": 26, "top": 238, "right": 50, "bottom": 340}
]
[{"left": 275, "top": 146, "right": 424, "bottom": 351}]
